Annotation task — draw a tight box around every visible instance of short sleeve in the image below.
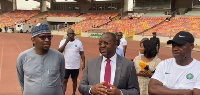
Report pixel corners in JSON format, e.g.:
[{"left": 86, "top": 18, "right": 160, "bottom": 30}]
[
  {"left": 194, "top": 72, "right": 200, "bottom": 89},
  {"left": 151, "top": 61, "right": 165, "bottom": 83},
  {"left": 122, "top": 38, "right": 127, "bottom": 45},
  {"left": 58, "top": 39, "right": 65, "bottom": 48},
  {"left": 79, "top": 41, "right": 84, "bottom": 51}
]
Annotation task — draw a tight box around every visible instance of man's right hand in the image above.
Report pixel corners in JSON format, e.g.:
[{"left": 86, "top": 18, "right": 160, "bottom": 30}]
[
  {"left": 65, "top": 38, "right": 70, "bottom": 43},
  {"left": 90, "top": 82, "right": 107, "bottom": 95}
]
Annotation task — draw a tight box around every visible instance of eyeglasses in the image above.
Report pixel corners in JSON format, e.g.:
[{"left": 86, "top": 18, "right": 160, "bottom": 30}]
[
  {"left": 98, "top": 41, "right": 112, "bottom": 46},
  {"left": 38, "top": 35, "right": 53, "bottom": 40}
]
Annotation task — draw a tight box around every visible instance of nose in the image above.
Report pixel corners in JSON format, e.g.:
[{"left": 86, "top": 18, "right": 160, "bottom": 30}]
[
  {"left": 99, "top": 42, "right": 106, "bottom": 48},
  {"left": 172, "top": 45, "right": 179, "bottom": 51},
  {"left": 44, "top": 37, "right": 50, "bottom": 41}
]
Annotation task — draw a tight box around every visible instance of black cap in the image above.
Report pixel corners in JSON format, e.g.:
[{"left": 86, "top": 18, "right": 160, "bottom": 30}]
[{"left": 167, "top": 31, "right": 194, "bottom": 45}]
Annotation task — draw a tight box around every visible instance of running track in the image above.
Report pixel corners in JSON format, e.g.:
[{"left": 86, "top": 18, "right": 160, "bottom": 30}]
[{"left": 0, "top": 32, "right": 199, "bottom": 95}]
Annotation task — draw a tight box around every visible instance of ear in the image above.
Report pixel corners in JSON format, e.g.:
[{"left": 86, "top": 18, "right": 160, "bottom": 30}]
[
  {"left": 31, "top": 37, "right": 35, "bottom": 44},
  {"left": 190, "top": 43, "right": 194, "bottom": 50},
  {"left": 115, "top": 40, "right": 118, "bottom": 46}
]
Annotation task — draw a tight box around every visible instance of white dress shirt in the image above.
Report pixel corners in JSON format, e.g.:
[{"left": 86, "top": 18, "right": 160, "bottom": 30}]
[
  {"left": 118, "top": 38, "right": 127, "bottom": 51},
  {"left": 100, "top": 54, "right": 117, "bottom": 85},
  {"left": 89, "top": 54, "right": 123, "bottom": 95}
]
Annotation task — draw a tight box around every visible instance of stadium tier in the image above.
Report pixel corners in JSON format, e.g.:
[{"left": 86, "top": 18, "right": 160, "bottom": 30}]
[
  {"left": 27, "top": 13, "right": 80, "bottom": 24},
  {"left": 0, "top": 10, "right": 39, "bottom": 27},
  {"left": 60, "top": 13, "right": 119, "bottom": 33},
  {"left": 100, "top": 17, "right": 166, "bottom": 36},
  {"left": 79, "top": 13, "right": 119, "bottom": 20},
  {"left": 1, "top": 10, "right": 200, "bottom": 38},
  {"left": 146, "top": 16, "right": 200, "bottom": 38},
  {"left": 70, "top": 19, "right": 110, "bottom": 32}
]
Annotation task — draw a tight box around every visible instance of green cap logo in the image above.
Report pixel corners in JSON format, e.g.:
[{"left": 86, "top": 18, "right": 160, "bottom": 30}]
[
  {"left": 75, "top": 45, "right": 77, "bottom": 47},
  {"left": 186, "top": 73, "right": 194, "bottom": 79}
]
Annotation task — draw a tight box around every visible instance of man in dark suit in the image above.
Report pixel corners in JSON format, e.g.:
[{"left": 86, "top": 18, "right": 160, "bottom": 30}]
[
  {"left": 78, "top": 32, "right": 139, "bottom": 95},
  {"left": 150, "top": 32, "right": 160, "bottom": 53}
]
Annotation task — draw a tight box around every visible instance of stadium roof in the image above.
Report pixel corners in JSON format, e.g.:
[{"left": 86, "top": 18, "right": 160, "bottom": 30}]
[{"left": 33, "top": 0, "right": 52, "bottom": 2}]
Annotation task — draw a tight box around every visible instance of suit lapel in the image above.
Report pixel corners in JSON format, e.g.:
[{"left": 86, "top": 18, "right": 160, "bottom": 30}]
[
  {"left": 95, "top": 56, "right": 103, "bottom": 84},
  {"left": 113, "top": 55, "right": 122, "bottom": 87}
]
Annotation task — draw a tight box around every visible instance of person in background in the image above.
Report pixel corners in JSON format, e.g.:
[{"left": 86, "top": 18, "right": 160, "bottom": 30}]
[
  {"left": 78, "top": 32, "right": 139, "bottom": 95},
  {"left": 139, "top": 38, "right": 149, "bottom": 56},
  {"left": 117, "top": 32, "right": 127, "bottom": 56},
  {"left": 116, "top": 36, "right": 124, "bottom": 57},
  {"left": 58, "top": 28, "right": 85, "bottom": 95},
  {"left": 148, "top": 31, "right": 200, "bottom": 95},
  {"left": 4, "top": 25, "right": 7, "bottom": 33},
  {"left": 150, "top": 32, "right": 160, "bottom": 53},
  {"left": 133, "top": 40, "right": 161, "bottom": 95},
  {"left": 16, "top": 23, "right": 65, "bottom": 95},
  {"left": 63, "top": 33, "right": 78, "bottom": 40}
]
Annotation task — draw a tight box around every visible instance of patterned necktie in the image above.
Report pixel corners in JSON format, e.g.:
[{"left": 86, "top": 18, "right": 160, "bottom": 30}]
[{"left": 104, "top": 59, "right": 111, "bottom": 89}]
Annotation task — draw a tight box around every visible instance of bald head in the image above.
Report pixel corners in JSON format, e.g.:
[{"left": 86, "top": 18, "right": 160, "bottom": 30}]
[
  {"left": 101, "top": 32, "right": 116, "bottom": 42},
  {"left": 67, "top": 28, "right": 75, "bottom": 41},
  {"left": 67, "top": 28, "right": 75, "bottom": 34}
]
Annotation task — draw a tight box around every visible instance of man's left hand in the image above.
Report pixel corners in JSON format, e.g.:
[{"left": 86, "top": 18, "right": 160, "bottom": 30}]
[{"left": 106, "top": 83, "right": 122, "bottom": 95}]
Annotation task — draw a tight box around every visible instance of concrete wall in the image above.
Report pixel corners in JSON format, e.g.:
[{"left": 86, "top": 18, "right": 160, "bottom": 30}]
[
  {"left": 40, "top": 0, "right": 47, "bottom": 12},
  {"left": 79, "top": 2, "right": 91, "bottom": 13},
  {"left": 51, "top": 1, "right": 122, "bottom": 13},
  {"left": 47, "top": 17, "right": 86, "bottom": 23},
  {"left": 175, "top": 0, "right": 192, "bottom": 8},
  {"left": 51, "top": 30, "right": 67, "bottom": 36},
  {"left": 0, "top": 0, "right": 14, "bottom": 13},
  {"left": 123, "top": 0, "right": 128, "bottom": 12}
]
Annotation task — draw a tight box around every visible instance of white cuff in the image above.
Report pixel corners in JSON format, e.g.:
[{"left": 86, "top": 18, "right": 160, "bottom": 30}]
[{"left": 89, "top": 86, "right": 92, "bottom": 94}]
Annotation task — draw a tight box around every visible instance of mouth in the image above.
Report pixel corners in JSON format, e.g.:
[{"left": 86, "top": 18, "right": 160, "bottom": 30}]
[
  {"left": 43, "top": 44, "right": 50, "bottom": 47},
  {"left": 173, "top": 52, "right": 180, "bottom": 56},
  {"left": 100, "top": 49, "right": 107, "bottom": 55}
]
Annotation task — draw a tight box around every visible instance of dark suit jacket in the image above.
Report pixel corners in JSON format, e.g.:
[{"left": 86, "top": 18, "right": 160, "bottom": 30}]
[
  {"left": 78, "top": 55, "right": 140, "bottom": 95},
  {"left": 150, "top": 37, "right": 160, "bottom": 51}
]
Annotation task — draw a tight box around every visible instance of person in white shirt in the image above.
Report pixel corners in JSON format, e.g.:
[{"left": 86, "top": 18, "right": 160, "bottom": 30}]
[
  {"left": 117, "top": 32, "right": 127, "bottom": 56},
  {"left": 148, "top": 31, "right": 200, "bottom": 95},
  {"left": 116, "top": 36, "right": 124, "bottom": 57},
  {"left": 58, "top": 29, "right": 85, "bottom": 95}
]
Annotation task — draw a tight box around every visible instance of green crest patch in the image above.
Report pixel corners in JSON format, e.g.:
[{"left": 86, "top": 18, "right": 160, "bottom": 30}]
[{"left": 186, "top": 73, "right": 194, "bottom": 79}]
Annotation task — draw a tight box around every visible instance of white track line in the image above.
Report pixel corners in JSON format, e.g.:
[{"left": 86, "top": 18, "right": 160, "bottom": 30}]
[
  {"left": 14, "top": 40, "right": 22, "bottom": 52},
  {"left": 0, "top": 40, "right": 5, "bottom": 82}
]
